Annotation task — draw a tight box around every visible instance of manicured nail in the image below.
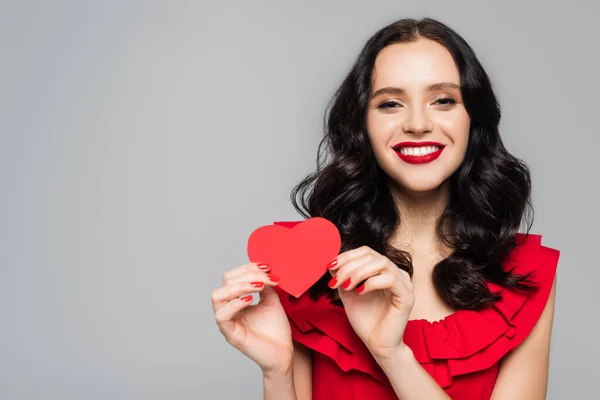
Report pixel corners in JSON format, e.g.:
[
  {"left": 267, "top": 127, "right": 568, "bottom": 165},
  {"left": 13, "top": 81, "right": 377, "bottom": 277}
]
[
  {"left": 241, "top": 295, "right": 253, "bottom": 302},
  {"left": 341, "top": 278, "right": 351, "bottom": 289},
  {"left": 328, "top": 276, "right": 338, "bottom": 288},
  {"left": 356, "top": 284, "right": 365, "bottom": 294},
  {"left": 257, "top": 264, "right": 270, "bottom": 270},
  {"left": 326, "top": 259, "right": 338, "bottom": 269},
  {"left": 268, "top": 275, "right": 280, "bottom": 283},
  {"left": 251, "top": 282, "right": 264, "bottom": 288}
]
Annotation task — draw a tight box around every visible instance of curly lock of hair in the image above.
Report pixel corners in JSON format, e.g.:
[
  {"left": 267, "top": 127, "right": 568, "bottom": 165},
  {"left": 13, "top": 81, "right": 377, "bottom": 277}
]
[{"left": 289, "top": 17, "right": 539, "bottom": 310}]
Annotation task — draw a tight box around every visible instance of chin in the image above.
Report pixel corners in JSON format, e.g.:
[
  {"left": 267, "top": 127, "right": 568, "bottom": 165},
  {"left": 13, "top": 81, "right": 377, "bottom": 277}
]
[
  {"left": 399, "top": 179, "right": 447, "bottom": 194},
  {"left": 387, "top": 170, "right": 451, "bottom": 195}
]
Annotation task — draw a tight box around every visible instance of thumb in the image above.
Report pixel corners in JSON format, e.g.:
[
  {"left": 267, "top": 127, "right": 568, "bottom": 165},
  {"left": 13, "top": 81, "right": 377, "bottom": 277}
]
[{"left": 259, "top": 284, "right": 281, "bottom": 305}]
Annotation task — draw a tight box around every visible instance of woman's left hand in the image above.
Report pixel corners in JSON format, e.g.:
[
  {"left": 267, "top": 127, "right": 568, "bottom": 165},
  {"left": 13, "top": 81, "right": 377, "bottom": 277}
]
[{"left": 327, "top": 246, "right": 415, "bottom": 360}]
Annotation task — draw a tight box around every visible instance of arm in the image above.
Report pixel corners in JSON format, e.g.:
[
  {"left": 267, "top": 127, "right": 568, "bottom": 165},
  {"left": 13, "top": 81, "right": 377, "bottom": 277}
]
[
  {"left": 291, "top": 342, "right": 312, "bottom": 399},
  {"left": 263, "top": 342, "right": 312, "bottom": 400},
  {"left": 375, "top": 276, "right": 557, "bottom": 399},
  {"left": 375, "top": 346, "right": 451, "bottom": 400},
  {"left": 263, "top": 369, "right": 296, "bottom": 400},
  {"left": 490, "top": 276, "right": 557, "bottom": 400}
]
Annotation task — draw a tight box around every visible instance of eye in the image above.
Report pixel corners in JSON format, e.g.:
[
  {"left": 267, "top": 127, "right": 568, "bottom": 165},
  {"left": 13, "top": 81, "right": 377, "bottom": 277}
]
[
  {"left": 434, "top": 96, "right": 457, "bottom": 106},
  {"left": 377, "top": 101, "right": 401, "bottom": 110}
]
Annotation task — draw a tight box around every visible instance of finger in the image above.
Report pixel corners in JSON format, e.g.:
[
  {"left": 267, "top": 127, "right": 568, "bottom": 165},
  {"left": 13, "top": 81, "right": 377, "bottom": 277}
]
[
  {"left": 355, "top": 272, "right": 397, "bottom": 295},
  {"left": 327, "top": 245, "right": 373, "bottom": 272},
  {"left": 225, "top": 270, "right": 279, "bottom": 287},
  {"left": 257, "top": 284, "right": 280, "bottom": 304},
  {"left": 222, "top": 262, "right": 271, "bottom": 284},
  {"left": 214, "top": 294, "right": 254, "bottom": 338},
  {"left": 341, "top": 258, "right": 391, "bottom": 291},
  {"left": 396, "top": 267, "right": 412, "bottom": 287},
  {"left": 328, "top": 253, "right": 383, "bottom": 290},
  {"left": 331, "top": 252, "right": 373, "bottom": 276},
  {"left": 212, "top": 274, "right": 280, "bottom": 311}
]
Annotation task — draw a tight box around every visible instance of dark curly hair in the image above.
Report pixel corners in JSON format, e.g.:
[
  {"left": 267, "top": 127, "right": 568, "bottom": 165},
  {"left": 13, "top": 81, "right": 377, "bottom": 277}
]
[{"left": 290, "top": 17, "right": 539, "bottom": 310}]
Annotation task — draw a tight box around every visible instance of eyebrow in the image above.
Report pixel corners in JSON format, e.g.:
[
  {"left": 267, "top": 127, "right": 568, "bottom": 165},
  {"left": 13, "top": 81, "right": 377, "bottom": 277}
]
[{"left": 370, "top": 82, "right": 461, "bottom": 98}]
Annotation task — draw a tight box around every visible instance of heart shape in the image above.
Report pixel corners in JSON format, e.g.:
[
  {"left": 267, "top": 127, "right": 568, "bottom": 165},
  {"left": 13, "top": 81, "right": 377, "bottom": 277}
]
[{"left": 247, "top": 217, "right": 342, "bottom": 298}]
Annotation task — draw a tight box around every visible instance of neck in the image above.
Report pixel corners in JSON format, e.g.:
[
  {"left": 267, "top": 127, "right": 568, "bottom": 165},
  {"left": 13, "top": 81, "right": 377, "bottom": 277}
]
[{"left": 388, "top": 179, "right": 451, "bottom": 257}]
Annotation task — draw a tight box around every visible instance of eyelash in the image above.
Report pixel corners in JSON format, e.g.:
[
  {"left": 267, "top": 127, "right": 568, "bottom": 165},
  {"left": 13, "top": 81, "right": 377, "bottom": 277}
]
[{"left": 377, "top": 96, "right": 457, "bottom": 109}]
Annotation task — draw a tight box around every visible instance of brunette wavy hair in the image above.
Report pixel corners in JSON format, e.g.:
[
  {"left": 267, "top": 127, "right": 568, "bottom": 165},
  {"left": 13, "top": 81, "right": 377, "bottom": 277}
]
[{"left": 290, "top": 17, "right": 539, "bottom": 310}]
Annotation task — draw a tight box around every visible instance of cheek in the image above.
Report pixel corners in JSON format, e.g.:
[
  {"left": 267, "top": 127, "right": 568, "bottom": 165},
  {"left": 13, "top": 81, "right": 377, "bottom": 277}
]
[
  {"left": 439, "top": 113, "right": 470, "bottom": 149},
  {"left": 366, "top": 113, "right": 397, "bottom": 147}
]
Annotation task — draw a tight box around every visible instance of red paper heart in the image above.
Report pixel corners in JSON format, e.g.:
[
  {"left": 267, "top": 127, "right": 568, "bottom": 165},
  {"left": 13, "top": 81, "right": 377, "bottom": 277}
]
[{"left": 247, "top": 217, "right": 342, "bottom": 298}]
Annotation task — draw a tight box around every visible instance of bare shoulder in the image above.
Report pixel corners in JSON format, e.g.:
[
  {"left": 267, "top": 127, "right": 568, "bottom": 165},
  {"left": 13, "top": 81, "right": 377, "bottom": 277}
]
[{"left": 490, "top": 275, "right": 557, "bottom": 400}]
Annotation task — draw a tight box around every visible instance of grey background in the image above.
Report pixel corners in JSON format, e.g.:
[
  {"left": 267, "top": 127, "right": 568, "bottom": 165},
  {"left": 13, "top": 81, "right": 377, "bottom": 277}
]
[{"left": 1, "top": 0, "right": 598, "bottom": 399}]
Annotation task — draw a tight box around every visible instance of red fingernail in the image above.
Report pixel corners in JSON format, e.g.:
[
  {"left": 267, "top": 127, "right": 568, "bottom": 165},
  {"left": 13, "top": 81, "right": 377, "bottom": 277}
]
[
  {"left": 328, "top": 276, "right": 337, "bottom": 288},
  {"left": 241, "top": 295, "right": 253, "bottom": 302},
  {"left": 356, "top": 284, "right": 365, "bottom": 293},
  {"left": 269, "top": 275, "right": 280, "bottom": 283},
  {"left": 257, "top": 264, "right": 270, "bottom": 270},
  {"left": 342, "top": 278, "right": 351, "bottom": 289},
  {"left": 251, "top": 282, "right": 264, "bottom": 288},
  {"left": 326, "top": 259, "right": 338, "bottom": 269}
]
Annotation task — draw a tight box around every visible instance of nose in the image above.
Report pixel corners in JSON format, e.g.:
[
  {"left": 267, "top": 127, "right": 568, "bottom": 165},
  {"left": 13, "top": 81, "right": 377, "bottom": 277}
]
[{"left": 402, "top": 107, "right": 433, "bottom": 135}]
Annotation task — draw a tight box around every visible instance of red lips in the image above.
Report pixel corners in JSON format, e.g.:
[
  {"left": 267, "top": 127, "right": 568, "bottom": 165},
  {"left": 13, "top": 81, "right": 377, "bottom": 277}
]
[{"left": 393, "top": 141, "right": 446, "bottom": 165}]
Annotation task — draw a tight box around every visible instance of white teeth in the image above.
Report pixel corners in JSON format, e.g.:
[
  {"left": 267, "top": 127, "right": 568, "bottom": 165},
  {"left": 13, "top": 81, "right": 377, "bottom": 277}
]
[{"left": 398, "top": 146, "right": 441, "bottom": 156}]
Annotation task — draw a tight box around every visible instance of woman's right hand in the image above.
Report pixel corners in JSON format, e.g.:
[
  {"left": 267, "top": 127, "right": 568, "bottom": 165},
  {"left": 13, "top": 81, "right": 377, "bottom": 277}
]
[{"left": 211, "top": 262, "right": 294, "bottom": 375}]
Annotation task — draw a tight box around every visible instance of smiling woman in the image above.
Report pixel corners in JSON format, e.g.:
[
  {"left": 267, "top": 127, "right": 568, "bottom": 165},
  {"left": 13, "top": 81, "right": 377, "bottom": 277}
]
[
  {"left": 366, "top": 41, "right": 470, "bottom": 193},
  {"left": 212, "top": 16, "right": 559, "bottom": 400}
]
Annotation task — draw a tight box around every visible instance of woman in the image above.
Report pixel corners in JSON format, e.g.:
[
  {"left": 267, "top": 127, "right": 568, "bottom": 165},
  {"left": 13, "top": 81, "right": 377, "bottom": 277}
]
[{"left": 211, "top": 17, "right": 559, "bottom": 400}]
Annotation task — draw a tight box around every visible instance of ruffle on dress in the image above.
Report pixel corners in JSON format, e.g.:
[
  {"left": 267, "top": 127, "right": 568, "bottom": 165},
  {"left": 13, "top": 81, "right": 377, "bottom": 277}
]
[{"left": 272, "top": 221, "right": 560, "bottom": 389}]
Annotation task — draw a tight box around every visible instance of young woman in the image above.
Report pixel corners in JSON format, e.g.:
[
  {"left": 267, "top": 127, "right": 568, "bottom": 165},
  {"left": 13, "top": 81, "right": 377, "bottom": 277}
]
[{"left": 211, "top": 17, "right": 560, "bottom": 400}]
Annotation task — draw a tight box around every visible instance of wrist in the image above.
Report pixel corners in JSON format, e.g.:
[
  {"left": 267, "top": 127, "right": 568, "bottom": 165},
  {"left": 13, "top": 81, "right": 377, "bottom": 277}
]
[
  {"left": 372, "top": 343, "right": 414, "bottom": 370},
  {"left": 262, "top": 366, "right": 297, "bottom": 400},
  {"left": 262, "top": 364, "right": 293, "bottom": 381}
]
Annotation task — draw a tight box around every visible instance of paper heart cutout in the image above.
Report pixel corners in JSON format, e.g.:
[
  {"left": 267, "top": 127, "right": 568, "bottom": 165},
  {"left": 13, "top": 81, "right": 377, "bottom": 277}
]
[{"left": 247, "top": 217, "right": 342, "bottom": 298}]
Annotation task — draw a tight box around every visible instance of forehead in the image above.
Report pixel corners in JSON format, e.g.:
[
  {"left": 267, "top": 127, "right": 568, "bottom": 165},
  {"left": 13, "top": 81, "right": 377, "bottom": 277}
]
[{"left": 371, "top": 39, "right": 460, "bottom": 88}]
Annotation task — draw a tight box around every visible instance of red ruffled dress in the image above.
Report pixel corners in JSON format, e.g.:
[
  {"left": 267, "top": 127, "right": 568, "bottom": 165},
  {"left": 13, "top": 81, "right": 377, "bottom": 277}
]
[{"left": 272, "top": 221, "right": 560, "bottom": 400}]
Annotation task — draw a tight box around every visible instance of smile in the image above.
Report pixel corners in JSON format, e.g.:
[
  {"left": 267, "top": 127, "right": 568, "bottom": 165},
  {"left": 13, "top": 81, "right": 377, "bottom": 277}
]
[{"left": 392, "top": 141, "right": 446, "bottom": 165}]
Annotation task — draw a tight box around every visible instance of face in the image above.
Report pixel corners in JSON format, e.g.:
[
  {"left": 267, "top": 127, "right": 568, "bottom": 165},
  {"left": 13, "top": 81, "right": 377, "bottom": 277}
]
[{"left": 365, "top": 38, "right": 470, "bottom": 195}]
